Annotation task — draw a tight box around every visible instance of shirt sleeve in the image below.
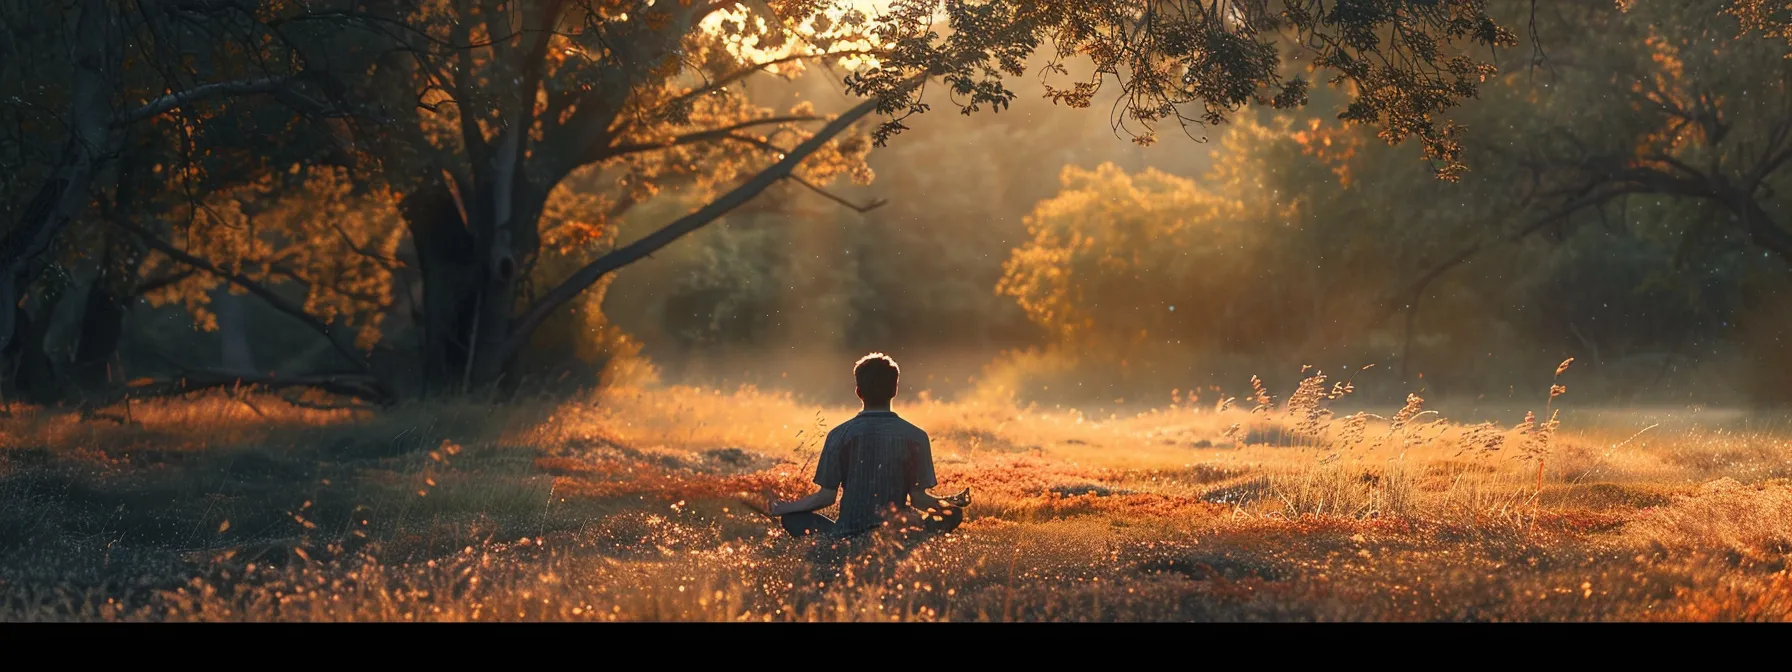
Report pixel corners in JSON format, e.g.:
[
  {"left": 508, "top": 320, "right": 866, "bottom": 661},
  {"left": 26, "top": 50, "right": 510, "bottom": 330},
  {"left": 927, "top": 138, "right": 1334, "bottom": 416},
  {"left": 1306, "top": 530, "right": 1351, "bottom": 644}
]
[
  {"left": 911, "top": 432, "right": 939, "bottom": 489},
  {"left": 813, "top": 429, "right": 845, "bottom": 489}
]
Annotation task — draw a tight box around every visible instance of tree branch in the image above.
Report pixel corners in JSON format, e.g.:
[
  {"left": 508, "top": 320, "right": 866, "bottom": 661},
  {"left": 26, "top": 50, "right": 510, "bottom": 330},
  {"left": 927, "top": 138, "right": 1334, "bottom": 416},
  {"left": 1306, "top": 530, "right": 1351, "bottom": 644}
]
[
  {"left": 1379, "top": 182, "right": 1660, "bottom": 325},
  {"left": 714, "top": 133, "right": 883, "bottom": 212},
  {"left": 111, "top": 219, "right": 374, "bottom": 374},
  {"left": 120, "top": 76, "right": 292, "bottom": 125},
  {"left": 450, "top": 5, "right": 493, "bottom": 175},
  {"left": 106, "top": 370, "right": 388, "bottom": 407},
  {"left": 131, "top": 269, "right": 195, "bottom": 296},
  {"left": 638, "top": 48, "right": 885, "bottom": 129},
  {"left": 788, "top": 175, "right": 886, "bottom": 213},
  {"left": 512, "top": 0, "right": 568, "bottom": 170},
  {"left": 596, "top": 114, "right": 824, "bottom": 162},
  {"left": 496, "top": 86, "right": 913, "bottom": 368}
]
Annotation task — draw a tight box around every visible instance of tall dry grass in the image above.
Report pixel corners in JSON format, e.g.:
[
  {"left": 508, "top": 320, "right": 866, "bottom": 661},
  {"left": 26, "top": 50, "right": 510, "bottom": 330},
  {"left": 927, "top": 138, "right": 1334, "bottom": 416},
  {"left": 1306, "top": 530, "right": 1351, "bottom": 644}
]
[{"left": 2, "top": 359, "right": 1791, "bottom": 621}]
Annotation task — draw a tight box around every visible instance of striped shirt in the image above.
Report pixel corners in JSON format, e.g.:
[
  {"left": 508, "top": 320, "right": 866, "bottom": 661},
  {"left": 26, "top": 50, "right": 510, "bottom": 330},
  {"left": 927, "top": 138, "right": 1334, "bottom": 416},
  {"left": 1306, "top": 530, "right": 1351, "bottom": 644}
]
[{"left": 813, "top": 410, "right": 938, "bottom": 537}]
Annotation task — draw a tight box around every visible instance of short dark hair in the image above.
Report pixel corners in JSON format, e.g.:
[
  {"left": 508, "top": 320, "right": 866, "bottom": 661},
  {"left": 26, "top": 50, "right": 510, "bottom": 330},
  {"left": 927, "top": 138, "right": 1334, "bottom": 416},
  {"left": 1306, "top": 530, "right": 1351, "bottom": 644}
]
[{"left": 853, "top": 352, "right": 900, "bottom": 403}]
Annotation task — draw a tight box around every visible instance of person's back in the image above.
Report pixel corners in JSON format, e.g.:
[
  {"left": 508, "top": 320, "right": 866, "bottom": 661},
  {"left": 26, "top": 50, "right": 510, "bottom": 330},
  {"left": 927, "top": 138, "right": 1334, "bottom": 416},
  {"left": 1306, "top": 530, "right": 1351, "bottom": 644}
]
[
  {"left": 814, "top": 409, "right": 936, "bottom": 537},
  {"left": 740, "top": 352, "right": 969, "bottom": 539}
]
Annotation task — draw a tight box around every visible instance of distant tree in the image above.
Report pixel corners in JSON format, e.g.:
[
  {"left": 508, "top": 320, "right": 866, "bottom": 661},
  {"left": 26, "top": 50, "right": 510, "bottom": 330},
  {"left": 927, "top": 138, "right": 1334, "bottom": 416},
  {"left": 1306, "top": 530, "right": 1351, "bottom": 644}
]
[
  {"left": 1402, "top": 0, "right": 1792, "bottom": 279},
  {"left": 995, "top": 115, "right": 1419, "bottom": 361},
  {"left": 999, "top": 160, "right": 1263, "bottom": 350},
  {"left": 1358, "top": 0, "right": 1792, "bottom": 395}
]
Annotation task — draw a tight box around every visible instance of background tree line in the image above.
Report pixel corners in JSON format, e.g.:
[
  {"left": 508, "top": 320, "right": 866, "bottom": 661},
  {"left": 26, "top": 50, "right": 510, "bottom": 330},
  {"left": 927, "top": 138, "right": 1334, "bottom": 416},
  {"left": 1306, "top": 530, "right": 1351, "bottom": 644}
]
[
  {"left": 604, "top": 1, "right": 1792, "bottom": 407},
  {"left": 4, "top": 1, "right": 1788, "bottom": 409}
]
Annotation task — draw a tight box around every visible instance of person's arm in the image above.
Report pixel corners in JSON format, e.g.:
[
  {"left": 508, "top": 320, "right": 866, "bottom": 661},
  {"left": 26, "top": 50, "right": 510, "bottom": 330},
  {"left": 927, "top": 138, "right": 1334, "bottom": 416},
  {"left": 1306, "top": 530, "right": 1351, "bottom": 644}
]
[
  {"left": 770, "top": 427, "right": 845, "bottom": 516},
  {"left": 908, "top": 432, "right": 950, "bottom": 511},
  {"left": 770, "top": 487, "right": 838, "bottom": 516}
]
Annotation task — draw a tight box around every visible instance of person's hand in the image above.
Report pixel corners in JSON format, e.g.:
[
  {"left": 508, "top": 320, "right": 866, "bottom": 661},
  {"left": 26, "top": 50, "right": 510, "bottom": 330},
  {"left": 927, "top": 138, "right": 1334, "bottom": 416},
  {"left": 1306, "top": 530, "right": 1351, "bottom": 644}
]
[
  {"left": 735, "top": 489, "right": 779, "bottom": 518},
  {"left": 942, "top": 487, "right": 972, "bottom": 508}
]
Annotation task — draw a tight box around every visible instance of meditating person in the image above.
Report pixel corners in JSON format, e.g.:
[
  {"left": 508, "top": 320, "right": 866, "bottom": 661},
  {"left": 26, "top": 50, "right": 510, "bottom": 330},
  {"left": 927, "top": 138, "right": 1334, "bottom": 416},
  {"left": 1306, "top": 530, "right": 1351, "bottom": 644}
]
[{"left": 740, "top": 352, "right": 969, "bottom": 539}]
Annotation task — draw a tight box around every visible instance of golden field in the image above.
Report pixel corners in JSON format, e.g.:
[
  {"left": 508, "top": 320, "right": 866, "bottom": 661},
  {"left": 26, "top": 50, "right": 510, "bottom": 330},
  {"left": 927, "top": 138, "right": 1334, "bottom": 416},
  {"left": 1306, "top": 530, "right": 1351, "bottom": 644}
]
[{"left": 2, "top": 376, "right": 1790, "bottom": 621}]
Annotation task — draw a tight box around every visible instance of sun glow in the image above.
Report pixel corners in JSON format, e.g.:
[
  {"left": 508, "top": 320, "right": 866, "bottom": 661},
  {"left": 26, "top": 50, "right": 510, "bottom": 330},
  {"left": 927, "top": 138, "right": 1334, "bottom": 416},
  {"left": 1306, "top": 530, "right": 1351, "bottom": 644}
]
[{"left": 699, "top": 0, "right": 890, "bottom": 73}]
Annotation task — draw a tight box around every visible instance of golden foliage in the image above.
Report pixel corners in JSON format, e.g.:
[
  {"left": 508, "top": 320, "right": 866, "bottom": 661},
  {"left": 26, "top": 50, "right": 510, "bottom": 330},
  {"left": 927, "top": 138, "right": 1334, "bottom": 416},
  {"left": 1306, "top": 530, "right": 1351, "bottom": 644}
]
[
  {"left": 996, "top": 115, "right": 1345, "bottom": 351},
  {"left": 141, "top": 166, "right": 402, "bottom": 350},
  {"left": 1290, "top": 117, "right": 1360, "bottom": 187},
  {"left": 1727, "top": 0, "right": 1792, "bottom": 55},
  {"left": 995, "top": 161, "right": 1251, "bottom": 344}
]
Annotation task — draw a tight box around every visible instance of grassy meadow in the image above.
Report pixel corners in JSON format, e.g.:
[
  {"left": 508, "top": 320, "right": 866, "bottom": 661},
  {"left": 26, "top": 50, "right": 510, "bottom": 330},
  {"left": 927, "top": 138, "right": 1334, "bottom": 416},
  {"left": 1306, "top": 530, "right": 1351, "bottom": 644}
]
[{"left": 2, "top": 374, "right": 1791, "bottom": 621}]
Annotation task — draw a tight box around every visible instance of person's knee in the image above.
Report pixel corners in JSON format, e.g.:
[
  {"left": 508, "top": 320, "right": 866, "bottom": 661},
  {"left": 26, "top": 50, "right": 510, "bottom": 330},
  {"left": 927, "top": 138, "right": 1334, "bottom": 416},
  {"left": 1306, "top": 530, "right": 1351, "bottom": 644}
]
[
  {"left": 924, "top": 505, "right": 964, "bottom": 533},
  {"left": 781, "top": 513, "right": 821, "bottom": 537}
]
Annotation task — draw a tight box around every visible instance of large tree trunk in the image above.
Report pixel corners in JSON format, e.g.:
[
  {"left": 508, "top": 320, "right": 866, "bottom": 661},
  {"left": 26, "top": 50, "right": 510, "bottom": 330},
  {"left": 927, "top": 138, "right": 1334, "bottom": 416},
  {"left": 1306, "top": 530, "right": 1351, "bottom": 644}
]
[
  {"left": 399, "top": 173, "right": 540, "bottom": 395},
  {"left": 0, "top": 0, "right": 118, "bottom": 357},
  {"left": 0, "top": 0, "right": 134, "bottom": 405},
  {"left": 71, "top": 140, "right": 145, "bottom": 395},
  {"left": 400, "top": 175, "right": 479, "bottom": 394},
  {"left": 70, "top": 239, "right": 132, "bottom": 393},
  {"left": 9, "top": 284, "right": 68, "bottom": 404}
]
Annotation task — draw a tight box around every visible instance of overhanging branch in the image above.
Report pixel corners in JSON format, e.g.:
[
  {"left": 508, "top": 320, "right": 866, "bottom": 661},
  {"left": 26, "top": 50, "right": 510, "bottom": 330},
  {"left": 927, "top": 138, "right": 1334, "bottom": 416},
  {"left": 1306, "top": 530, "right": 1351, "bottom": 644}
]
[
  {"left": 788, "top": 175, "right": 886, "bottom": 213},
  {"left": 120, "top": 76, "right": 292, "bottom": 125},
  {"left": 495, "top": 82, "right": 919, "bottom": 367},
  {"left": 643, "top": 48, "right": 885, "bottom": 125},
  {"left": 1378, "top": 182, "right": 1664, "bottom": 326},
  {"left": 717, "top": 134, "right": 885, "bottom": 212},
  {"left": 111, "top": 219, "right": 374, "bottom": 374},
  {"left": 594, "top": 114, "right": 824, "bottom": 163}
]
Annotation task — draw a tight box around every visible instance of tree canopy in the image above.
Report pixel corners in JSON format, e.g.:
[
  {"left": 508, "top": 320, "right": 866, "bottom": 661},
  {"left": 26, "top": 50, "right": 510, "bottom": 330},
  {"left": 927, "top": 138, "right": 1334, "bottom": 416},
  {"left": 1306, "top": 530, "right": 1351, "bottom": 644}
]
[{"left": 25, "top": 0, "right": 1787, "bottom": 404}]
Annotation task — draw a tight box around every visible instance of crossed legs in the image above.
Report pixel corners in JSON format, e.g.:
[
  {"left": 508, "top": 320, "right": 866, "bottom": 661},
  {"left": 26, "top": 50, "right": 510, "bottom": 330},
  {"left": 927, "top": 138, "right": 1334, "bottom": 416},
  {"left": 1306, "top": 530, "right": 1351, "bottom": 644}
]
[{"left": 777, "top": 506, "right": 964, "bottom": 539}]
